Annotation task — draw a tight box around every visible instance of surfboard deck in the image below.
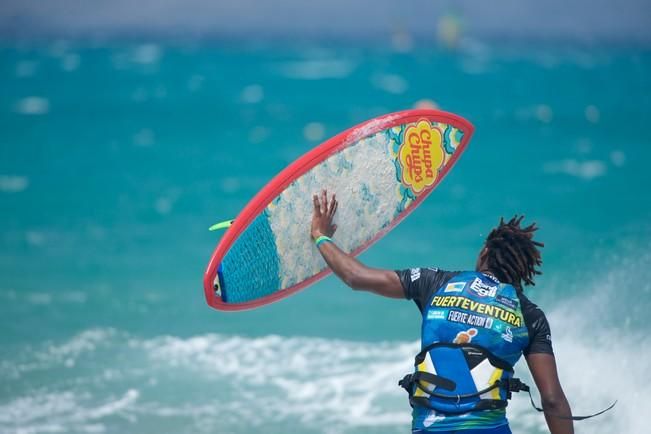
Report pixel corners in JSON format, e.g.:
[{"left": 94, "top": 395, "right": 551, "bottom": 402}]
[{"left": 204, "top": 109, "right": 474, "bottom": 311}]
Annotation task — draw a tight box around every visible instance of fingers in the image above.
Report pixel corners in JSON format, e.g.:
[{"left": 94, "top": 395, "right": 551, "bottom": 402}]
[
  {"left": 321, "top": 189, "right": 328, "bottom": 212},
  {"left": 329, "top": 194, "right": 338, "bottom": 217},
  {"left": 315, "top": 190, "right": 337, "bottom": 217},
  {"left": 312, "top": 194, "right": 321, "bottom": 216}
]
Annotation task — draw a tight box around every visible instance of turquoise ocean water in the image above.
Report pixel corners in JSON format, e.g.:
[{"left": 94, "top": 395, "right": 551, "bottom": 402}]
[{"left": 1, "top": 41, "right": 650, "bottom": 433}]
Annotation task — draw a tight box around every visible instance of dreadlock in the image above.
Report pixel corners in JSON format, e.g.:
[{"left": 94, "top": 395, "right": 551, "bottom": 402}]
[{"left": 483, "top": 215, "right": 544, "bottom": 292}]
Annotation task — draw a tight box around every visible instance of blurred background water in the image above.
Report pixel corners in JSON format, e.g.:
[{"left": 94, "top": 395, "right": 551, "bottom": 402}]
[{"left": 1, "top": 2, "right": 651, "bottom": 433}]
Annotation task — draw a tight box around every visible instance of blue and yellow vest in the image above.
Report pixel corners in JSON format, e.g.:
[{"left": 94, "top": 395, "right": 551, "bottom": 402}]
[{"left": 403, "top": 271, "right": 530, "bottom": 416}]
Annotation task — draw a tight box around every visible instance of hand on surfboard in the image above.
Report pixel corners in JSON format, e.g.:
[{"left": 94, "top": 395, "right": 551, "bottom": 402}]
[{"left": 311, "top": 189, "right": 338, "bottom": 240}]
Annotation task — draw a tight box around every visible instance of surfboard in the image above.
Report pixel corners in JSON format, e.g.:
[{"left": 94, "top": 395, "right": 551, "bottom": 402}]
[{"left": 204, "top": 109, "right": 474, "bottom": 311}]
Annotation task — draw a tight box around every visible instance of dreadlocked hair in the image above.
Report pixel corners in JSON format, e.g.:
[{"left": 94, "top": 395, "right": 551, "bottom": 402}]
[{"left": 484, "top": 215, "right": 544, "bottom": 291}]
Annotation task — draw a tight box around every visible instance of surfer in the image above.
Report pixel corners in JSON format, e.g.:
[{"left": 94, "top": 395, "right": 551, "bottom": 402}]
[{"left": 310, "top": 189, "right": 574, "bottom": 434}]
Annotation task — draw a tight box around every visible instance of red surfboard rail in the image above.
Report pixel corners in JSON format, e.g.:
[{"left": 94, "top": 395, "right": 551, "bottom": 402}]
[{"left": 204, "top": 109, "right": 474, "bottom": 311}]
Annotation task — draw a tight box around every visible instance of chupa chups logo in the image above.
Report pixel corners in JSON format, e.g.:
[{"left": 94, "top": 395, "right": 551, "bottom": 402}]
[{"left": 398, "top": 120, "right": 445, "bottom": 194}]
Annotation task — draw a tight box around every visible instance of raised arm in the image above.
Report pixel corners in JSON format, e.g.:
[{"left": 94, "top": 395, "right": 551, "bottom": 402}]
[
  {"left": 525, "top": 353, "right": 574, "bottom": 434},
  {"left": 310, "top": 190, "right": 404, "bottom": 298}
]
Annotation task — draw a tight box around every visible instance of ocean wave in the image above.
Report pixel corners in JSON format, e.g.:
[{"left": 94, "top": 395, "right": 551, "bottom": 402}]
[
  {"left": 141, "top": 334, "right": 415, "bottom": 430},
  {"left": 1, "top": 331, "right": 414, "bottom": 433},
  {"left": 510, "top": 253, "right": 651, "bottom": 433},
  {"left": 0, "top": 389, "right": 139, "bottom": 434},
  {"left": 0, "top": 328, "right": 118, "bottom": 380},
  {"left": 2, "top": 257, "right": 650, "bottom": 433}
]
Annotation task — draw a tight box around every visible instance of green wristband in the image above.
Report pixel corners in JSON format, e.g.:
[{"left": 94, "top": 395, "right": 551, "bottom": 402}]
[{"left": 315, "top": 235, "right": 333, "bottom": 247}]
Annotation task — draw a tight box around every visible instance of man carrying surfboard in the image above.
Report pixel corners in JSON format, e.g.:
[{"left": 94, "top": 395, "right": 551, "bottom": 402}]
[{"left": 310, "top": 189, "right": 574, "bottom": 434}]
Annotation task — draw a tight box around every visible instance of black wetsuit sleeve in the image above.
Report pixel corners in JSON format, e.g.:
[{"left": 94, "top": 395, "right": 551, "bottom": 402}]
[
  {"left": 519, "top": 293, "right": 554, "bottom": 356},
  {"left": 395, "top": 268, "right": 460, "bottom": 313}
]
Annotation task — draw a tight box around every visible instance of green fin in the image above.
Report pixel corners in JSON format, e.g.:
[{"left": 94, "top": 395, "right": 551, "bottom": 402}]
[{"left": 209, "top": 219, "right": 234, "bottom": 232}]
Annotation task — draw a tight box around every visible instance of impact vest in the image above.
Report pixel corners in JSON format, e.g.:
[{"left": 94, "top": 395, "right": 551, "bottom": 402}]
[{"left": 400, "top": 271, "right": 530, "bottom": 414}]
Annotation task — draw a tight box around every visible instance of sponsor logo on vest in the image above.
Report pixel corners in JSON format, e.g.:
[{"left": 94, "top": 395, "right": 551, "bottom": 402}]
[
  {"left": 447, "top": 309, "right": 494, "bottom": 329},
  {"left": 397, "top": 120, "right": 445, "bottom": 194},
  {"left": 469, "top": 277, "right": 497, "bottom": 297},
  {"left": 444, "top": 282, "right": 465, "bottom": 293},
  {"left": 410, "top": 268, "right": 421, "bottom": 282},
  {"left": 427, "top": 310, "right": 446, "bottom": 320},
  {"left": 453, "top": 328, "right": 478, "bottom": 344},
  {"left": 501, "top": 326, "right": 513, "bottom": 343},
  {"left": 495, "top": 294, "right": 518, "bottom": 310},
  {"left": 430, "top": 295, "right": 523, "bottom": 327}
]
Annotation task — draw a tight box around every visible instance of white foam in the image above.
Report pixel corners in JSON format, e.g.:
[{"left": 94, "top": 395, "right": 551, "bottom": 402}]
[
  {"left": 240, "top": 84, "right": 264, "bottom": 104},
  {"left": 61, "top": 53, "right": 80, "bottom": 72},
  {"left": 132, "top": 44, "right": 162, "bottom": 65},
  {"left": 0, "top": 329, "right": 117, "bottom": 382},
  {"left": 155, "top": 197, "right": 173, "bottom": 215},
  {"left": 302, "top": 122, "right": 325, "bottom": 141},
  {"left": 371, "top": 73, "right": 408, "bottom": 94},
  {"left": 543, "top": 159, "right": 607, "bottom": 180},
  {"left": 25, "top": 230, "right": 45, "bottom": 246},
  {"left": 460, "top": 58, "right": 491, "bottom": 75},
  {"left": 275, "top": 60, "right": 355, "bottom": 80},
  {"left": 3, "top": 255, "right": 649, "bottom": 433},
  {"left": 0, "top": 389, "right": 138, "bottom": 434},
  {"left": 535, "top": 104, "right": 553, "bottom": 123},
  {"left": 14, "top": 97, "right": 49, "bottom": 115},
  {"left": 610, "top": 150, "right": 626, "bottom": 167},
  {"left": 111, "top": 45, "right": 162, "bottom": 71},
  {"left": 42, "top": 329, "right": 116, "bottom": 365},
  {"left": 3, "top": 310, "right": 647, "bottom": 434},
  {"left": 0, "top": 175, "right": 29, "bottom": 193},
  {"left": 142, "top": 334, "right": 416, "bottom": 429},
  {"left": 507, "top": 257, "right": 651, "bottom": 434},
  {"left": 585, "top": 105, "right": 600, "bottom": 123},
  {"left": 26, "top": 293, "right": 52, "bottom": 305},
  {"left": 60, "top": 291, "right": 87, "bottom": 304}
]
